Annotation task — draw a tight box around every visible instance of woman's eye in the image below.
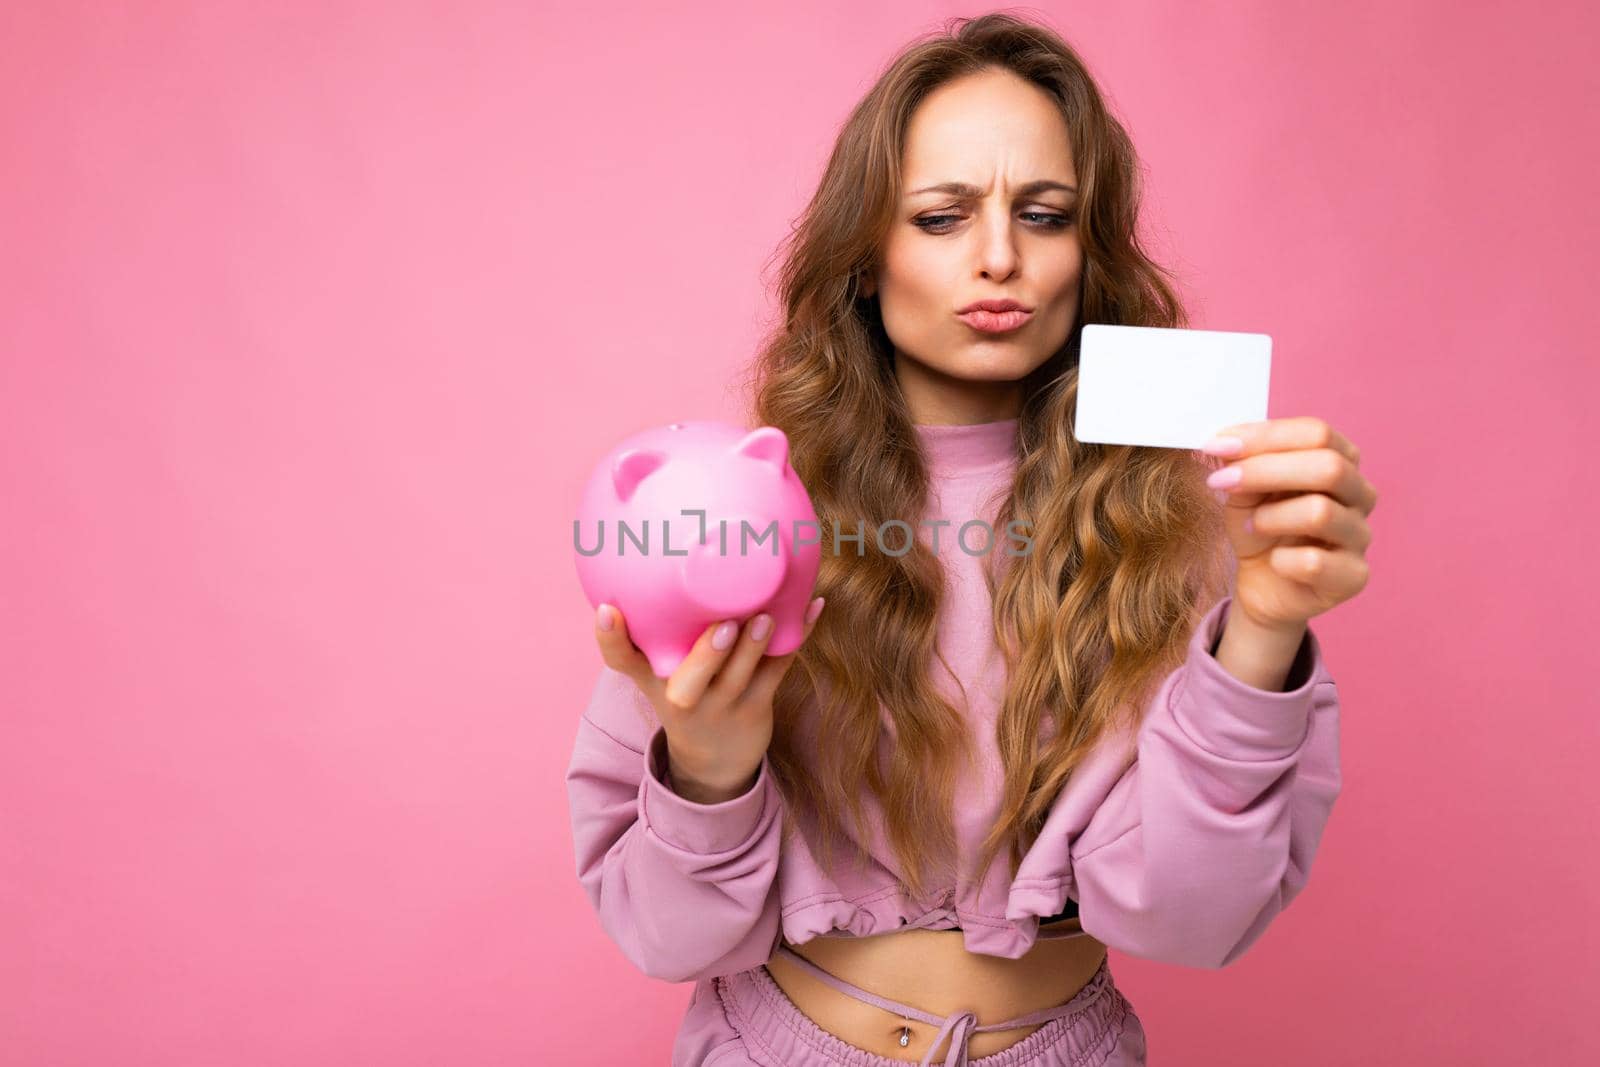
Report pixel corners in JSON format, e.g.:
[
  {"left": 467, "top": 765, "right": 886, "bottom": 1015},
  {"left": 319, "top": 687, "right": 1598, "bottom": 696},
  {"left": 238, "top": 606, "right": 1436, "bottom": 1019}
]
[{"left": 912, "top": 212, "right": 1074, "bottom": 233}]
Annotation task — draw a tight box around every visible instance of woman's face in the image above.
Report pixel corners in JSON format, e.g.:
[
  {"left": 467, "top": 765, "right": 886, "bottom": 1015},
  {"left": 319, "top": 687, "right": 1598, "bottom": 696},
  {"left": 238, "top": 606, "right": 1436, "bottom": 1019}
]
[{"left": 864, "top": 68, "right": 1083, "bottom": 424}]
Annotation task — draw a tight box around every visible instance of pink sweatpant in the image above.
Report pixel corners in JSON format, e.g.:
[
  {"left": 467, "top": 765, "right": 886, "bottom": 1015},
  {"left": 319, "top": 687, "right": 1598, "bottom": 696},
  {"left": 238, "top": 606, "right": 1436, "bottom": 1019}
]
[{"left": 671, "top": 954, "right": 1148, "bottom": 1066}]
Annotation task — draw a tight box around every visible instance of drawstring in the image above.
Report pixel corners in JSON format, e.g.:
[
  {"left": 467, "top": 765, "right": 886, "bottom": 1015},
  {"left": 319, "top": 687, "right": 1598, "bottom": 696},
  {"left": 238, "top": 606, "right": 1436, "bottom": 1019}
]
[
  {"left": 895, "top": 1012, "right": 982, "bottom": 1067},
  {"left": 921, "top": 1010, "right": 980, "bottom": 1067},
  {"left": 770, "top": 943, "right": 1093, "bottom": 1066}
]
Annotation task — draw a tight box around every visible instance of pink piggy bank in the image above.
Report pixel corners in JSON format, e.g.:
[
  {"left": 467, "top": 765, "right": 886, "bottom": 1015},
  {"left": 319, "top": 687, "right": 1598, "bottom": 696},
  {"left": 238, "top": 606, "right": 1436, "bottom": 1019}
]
[{"left": 573, "top": 420, "right": 822, "bottom": 679}]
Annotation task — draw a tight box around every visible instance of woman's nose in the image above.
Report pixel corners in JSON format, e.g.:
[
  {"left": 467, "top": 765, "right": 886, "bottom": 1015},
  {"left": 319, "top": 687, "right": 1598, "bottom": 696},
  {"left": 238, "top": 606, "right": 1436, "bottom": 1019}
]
[{"left": 975, "top": 212, "right": 1019, "bottom": 279}]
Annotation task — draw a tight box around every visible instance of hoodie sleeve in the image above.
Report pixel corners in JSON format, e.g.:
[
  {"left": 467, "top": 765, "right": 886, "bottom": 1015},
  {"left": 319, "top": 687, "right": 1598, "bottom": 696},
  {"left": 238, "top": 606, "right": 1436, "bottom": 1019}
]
[
  {"left": 563, "top": 665, "right": 786, "bottom": 982},
  {"left": 1069, "top": 595, "right": 1342, "bottom": 969}
]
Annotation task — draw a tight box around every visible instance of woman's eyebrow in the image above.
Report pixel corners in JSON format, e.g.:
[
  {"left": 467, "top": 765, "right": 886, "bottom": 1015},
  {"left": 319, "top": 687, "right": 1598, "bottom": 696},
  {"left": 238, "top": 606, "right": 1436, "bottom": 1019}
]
[{"left": 908, "top": 179, "right": 1077, "bottom": 197}]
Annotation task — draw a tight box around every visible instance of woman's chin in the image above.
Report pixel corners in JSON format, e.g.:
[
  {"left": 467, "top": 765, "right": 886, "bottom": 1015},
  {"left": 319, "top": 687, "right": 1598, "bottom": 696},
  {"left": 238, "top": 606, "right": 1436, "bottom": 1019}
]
[{"left": 945, "top": 355, "right": 1048, "bottom": 382}]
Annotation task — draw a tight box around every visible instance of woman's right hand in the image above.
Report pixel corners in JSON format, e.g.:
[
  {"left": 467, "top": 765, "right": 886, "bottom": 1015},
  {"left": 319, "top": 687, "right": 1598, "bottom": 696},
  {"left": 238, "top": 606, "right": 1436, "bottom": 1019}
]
[{"left": 593, "top": 597, "right": 825, "bottom": 804}]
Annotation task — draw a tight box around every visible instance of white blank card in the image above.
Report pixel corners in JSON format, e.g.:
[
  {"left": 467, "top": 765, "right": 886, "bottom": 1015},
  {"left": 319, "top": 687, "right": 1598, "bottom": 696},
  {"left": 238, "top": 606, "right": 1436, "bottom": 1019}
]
[{"left": 1073, "top": 324, "right": 1272, "bottom": 449}]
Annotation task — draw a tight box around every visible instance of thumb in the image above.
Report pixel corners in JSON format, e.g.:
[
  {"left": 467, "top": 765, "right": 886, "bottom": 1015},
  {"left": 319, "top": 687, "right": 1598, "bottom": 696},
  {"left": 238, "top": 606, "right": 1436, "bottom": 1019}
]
[{"left": 594, "top": 603, "right": 659, "bottom": 691}]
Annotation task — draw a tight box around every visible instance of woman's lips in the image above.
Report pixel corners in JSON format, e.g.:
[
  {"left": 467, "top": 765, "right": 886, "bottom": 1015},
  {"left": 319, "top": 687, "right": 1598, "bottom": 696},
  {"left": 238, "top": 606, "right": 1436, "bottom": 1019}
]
[{"left": 956, "top": 308, "right": 1033, "bottom": 333}]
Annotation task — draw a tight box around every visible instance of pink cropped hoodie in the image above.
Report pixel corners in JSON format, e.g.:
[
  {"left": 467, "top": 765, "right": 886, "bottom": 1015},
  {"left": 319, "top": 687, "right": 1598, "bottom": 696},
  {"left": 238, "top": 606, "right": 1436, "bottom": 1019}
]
[{"left": 564, "top": 417, "right": 1342, "bottom": 983}]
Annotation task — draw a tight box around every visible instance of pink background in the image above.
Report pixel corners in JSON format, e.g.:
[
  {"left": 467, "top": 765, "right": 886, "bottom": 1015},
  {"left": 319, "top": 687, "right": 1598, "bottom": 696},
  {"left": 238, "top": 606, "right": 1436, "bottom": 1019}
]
[{"left": 3, "top": 2, "right": 1595, "bottom": 1063}]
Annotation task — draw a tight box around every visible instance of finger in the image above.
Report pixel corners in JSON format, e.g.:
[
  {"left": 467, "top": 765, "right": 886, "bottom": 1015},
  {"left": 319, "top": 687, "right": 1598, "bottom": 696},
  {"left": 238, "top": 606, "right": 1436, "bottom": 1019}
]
[
  {"left": 747, "top": 596, "right": 824, "bottom": 705},
  {"left": 1207, "top": 416, "right": 1361, "bottom": 467},
  {"left": 594, "top": 604, "right": 658, "bottom": 691},
  {"left": 1268, "top": 544, "right": 1371, "bottom": 597},
  {"left": 1248, "top": 492, "right": 1372, "bottom": 553},
  {"left": 1208, "top": 448, "right": 1371, "bottom": 509},
  {"left": 706, "top": 613, "right": 776, "bottom": 704},
  {"left": 662, "top": 618, "right": 743, "bottom": 712}
]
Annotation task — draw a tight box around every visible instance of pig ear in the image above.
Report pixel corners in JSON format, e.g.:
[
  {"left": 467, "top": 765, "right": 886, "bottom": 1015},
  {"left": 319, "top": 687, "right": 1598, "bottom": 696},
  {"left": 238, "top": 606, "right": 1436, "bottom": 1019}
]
[
  {"left": 733, "top": 427, "right": 789, "bottom": 471},
  {"left": 611, "top": 448, "right": 666, "bottom": 502}
]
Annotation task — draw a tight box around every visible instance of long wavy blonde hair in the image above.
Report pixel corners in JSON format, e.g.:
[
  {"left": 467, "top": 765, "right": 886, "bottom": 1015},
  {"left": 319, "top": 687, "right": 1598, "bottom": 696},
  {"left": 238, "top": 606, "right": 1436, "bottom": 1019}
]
[{"left": 738, "top": 12, "right": 1233, "bottom": 902}]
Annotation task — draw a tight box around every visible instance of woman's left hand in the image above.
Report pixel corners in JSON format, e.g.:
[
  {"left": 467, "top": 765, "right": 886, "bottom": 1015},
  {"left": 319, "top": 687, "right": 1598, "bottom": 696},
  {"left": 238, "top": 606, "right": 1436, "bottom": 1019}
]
[{"left": 1202, "top": 416, "right": 1378, "bottom": 631}]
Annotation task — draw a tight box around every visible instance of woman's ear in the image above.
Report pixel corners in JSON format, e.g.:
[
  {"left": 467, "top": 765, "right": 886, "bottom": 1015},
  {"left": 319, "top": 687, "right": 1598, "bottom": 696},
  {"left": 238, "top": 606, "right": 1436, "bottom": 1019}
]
[{"left": 859, "top": 268, "right": 877, "bottom": 300}]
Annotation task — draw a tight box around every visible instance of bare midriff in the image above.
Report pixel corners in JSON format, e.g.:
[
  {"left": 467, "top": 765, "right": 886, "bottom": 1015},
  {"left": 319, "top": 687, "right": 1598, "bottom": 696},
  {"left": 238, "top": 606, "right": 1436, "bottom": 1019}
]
[{"left": 763, "top": 920, "right": 1108, "bottom": 1062}]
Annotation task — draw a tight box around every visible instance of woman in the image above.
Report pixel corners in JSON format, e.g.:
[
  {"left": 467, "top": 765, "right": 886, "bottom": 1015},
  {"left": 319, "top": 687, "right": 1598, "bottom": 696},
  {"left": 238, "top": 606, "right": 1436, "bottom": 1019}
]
[{"left": 565, "top": 13, "right": 1376, "bottom": 1066}]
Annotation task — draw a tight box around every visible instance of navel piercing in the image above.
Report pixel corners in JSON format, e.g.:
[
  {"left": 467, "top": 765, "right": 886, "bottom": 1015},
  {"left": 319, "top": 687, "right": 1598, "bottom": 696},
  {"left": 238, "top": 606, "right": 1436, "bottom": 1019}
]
[{"left": 899, "top": 1022, "right": 912, "bottom": 1048}]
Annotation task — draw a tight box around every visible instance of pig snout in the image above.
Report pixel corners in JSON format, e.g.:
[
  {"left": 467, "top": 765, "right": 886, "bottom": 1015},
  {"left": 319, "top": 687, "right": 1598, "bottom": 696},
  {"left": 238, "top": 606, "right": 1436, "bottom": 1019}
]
[{"left": 679, "top": 514, "right": 790, "bottom": 619}]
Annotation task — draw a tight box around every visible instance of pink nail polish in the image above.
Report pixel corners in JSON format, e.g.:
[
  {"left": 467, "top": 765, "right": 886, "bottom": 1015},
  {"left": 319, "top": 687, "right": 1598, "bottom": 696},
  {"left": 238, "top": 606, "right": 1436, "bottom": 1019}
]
[
  {"left": 750, "top": 614, "right": 772, "bottom": 641},
  {"left": 1201, "top": 435, "right": 1244, "bottom": 456},
  {"left": 805, "top": 597, "right": 825, "bottom": 625},
  {"left": 1206, "top": 466, "right": 1243, "bottom": 489},
  {"left": 597, "top": 604, "right": 615, "bottom": 631}
]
